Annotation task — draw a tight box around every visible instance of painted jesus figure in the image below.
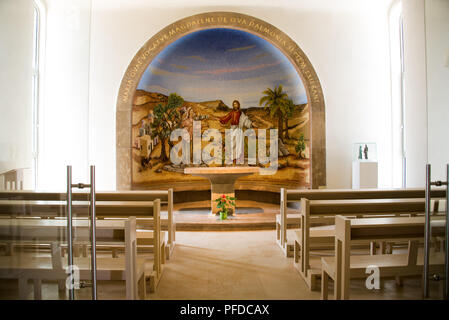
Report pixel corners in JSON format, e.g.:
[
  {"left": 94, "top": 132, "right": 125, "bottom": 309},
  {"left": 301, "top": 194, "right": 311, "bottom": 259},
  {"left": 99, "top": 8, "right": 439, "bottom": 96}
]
[{"left": 219, "top": 100, "right": 256, "bottom": 164}]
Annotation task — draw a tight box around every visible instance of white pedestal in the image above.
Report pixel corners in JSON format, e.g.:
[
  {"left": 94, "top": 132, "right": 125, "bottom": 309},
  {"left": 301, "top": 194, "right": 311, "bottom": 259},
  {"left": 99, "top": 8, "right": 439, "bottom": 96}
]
[{"left": 352, "top": 161, "right": 378, "bottom": 189}]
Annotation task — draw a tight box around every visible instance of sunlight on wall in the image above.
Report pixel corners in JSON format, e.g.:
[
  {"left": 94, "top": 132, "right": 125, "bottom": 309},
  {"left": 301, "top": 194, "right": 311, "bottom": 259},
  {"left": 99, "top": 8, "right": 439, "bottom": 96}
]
[
  {"left": 89, "top": 0, "right": 395, "bottom": 189},
  {"left": 37, "top": 0, "right": 92, "bottom": 190},
  {"left": 0, "top": 0, "right": 34, "bottom": 178},
  {"left": 426, "top": 0, "right": 449, "bottom": 182},
  {"left": 389, "top": 1, "right": 405, "bottom": 188}
]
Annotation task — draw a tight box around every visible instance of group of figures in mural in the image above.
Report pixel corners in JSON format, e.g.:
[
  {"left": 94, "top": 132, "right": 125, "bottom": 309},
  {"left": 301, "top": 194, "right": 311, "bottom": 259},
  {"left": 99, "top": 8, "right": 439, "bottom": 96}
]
[{"left": 131, "top": 28, "right": 311, "bottom": 188}]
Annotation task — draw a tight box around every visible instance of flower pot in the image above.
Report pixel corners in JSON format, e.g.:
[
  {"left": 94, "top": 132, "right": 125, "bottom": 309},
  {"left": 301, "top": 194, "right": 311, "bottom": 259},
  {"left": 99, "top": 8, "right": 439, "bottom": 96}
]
[{"left": 219, "top": 211, "right": 227, "bottom": 220}]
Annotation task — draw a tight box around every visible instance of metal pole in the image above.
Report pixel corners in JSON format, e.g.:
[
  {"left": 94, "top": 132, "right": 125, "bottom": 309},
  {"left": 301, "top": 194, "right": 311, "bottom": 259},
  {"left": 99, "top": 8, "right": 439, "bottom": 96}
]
[
  {"left": 90, "top": 165, "right": 97, "bottom": 300},
  {"left": 423, "top": 164, "right": 431, "bottom": 298},
  {"left": 66, "top": 165, "right": 74, "bottom": 300},
  {"left": 402, "top": 157, "right": 407, "bottom": 188},
  {"left": 444, "top": 164, "right": 449, "bottom": 299}
]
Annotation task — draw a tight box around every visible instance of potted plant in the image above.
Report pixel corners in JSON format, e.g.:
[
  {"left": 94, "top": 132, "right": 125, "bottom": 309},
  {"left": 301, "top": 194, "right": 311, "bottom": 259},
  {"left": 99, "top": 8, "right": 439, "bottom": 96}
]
[{"left": 214, "top": 194, "right": 236, "bottom": 220}]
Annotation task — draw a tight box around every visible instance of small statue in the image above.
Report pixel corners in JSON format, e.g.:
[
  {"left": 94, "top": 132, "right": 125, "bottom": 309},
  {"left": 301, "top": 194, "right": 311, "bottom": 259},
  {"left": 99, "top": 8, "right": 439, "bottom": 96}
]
[
  {"left": 358, "top": 146, "right": 362, "bottom": 160},
  {"left": 364, "top": 144, "right": 369, "bottom": 160}
]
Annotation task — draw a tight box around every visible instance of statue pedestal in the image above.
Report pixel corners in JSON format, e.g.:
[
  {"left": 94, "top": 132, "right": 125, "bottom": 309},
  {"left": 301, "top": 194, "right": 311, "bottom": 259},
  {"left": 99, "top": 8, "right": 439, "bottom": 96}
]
[
  {"left": 352, "top": 160, "right": 378, "bottom": 189},
  {"left": 184, "top": 166, "right": 260, "bottom": 215}
]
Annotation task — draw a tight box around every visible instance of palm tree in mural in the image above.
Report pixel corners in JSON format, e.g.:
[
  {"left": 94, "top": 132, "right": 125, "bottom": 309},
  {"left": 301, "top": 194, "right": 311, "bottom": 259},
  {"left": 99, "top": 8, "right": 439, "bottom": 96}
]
[
  {"left": 151, "top": 93, "right": 184, "bottom": 162},
  {"left": 259, "top": 84, "right": 290, "bottom": 142}
]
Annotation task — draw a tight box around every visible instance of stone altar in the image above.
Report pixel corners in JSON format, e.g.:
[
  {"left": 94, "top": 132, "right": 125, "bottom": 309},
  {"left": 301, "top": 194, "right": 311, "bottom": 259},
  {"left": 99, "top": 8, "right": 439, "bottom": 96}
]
[{"left": 184, "top": 166, "right": 260, "bottom": 214}]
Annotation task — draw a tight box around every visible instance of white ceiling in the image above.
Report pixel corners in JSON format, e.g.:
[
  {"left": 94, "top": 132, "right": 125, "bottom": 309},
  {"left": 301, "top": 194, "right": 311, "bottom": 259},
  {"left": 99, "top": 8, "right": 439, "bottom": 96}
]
[{"left": 91, "top": 0, "right": 395, "bottom": 14}]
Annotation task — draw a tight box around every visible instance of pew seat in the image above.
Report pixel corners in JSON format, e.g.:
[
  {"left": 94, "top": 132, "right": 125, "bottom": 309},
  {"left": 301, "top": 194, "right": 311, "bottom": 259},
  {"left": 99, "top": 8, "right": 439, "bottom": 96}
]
[
  {"left": 0, "top": 250, "right": 149, "bottom": 300},
  {"left": 276, "top": 213, "right": 301, "bottom": 256},
  {"left": 0, "top": 255, "right": 152, "bottom": 300},
  {"left": 55, "top": 230, "right": 168, "bottom": 263},
  {"left": 321, "top": 250, "right": 445, "bottom": 300},
  {"left": 293, "top": 225, "right": 374, "bottom": 289},
  {"left": 320, "top": 215, "right": 446, "bottom": 299},
  {"left": 0, "top": 210, "right": 161, "bottom": 299},
  {"left": 277, "top": 188, "right": 446, "bottom": 257}
]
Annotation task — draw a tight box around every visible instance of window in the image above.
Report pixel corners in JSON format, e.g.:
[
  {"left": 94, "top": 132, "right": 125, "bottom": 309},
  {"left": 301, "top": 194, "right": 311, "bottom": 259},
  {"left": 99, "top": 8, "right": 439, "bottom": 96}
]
[
  {"left": 389, "top": 1, "right": 405, "bottom": 188},
  {"left": 32, "top": 0, "right": 44, "bottom": 189}
]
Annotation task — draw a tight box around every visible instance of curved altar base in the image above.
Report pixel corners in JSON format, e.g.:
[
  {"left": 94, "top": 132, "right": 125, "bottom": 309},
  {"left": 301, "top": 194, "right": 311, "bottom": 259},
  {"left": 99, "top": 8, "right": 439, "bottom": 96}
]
[
  {"left": 131, "top": 180, "right": 310, "bottom": 193},
  {"left": 172, "top": 200, "right": 287, "bottom": 231}
]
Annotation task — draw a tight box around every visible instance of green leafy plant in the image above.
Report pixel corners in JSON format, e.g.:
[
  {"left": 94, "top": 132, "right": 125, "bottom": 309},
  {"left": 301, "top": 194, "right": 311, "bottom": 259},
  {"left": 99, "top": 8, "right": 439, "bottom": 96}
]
[
  {"left": 214, "top": 194, "right": 236, "bottom": 220},
  {"left": 150, "top": 93, "right": 184, "bottom": 162},
  {"left": 295, "top": 133, "right": 306, "bottom": 159}
]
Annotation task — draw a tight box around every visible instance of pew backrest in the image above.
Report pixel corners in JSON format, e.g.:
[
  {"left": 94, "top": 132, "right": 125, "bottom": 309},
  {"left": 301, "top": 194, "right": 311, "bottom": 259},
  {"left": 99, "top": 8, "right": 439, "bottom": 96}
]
[
  {"left": 299, "top": 197, "right": 429, "bottom": 277},
  {"left": 303, "top": 198, "right": 425, "bottom": 217},
  {"left": 334, "top": 215, "right": 446, "bottom": 299},
  {"left": 0, "top": 200, "right": 156, "bottom": 218},
  {"left": 285, "top": 188, "right": 446, "bottom": 201},
  {"left": 0, "top": 190, "right": 170, "bottom": 203},
  {"left": 0, "top": 190, "right": 173, "bottom": 246},
  {"left": 279, "top": 187, "right": 441, "bottom": 234}
]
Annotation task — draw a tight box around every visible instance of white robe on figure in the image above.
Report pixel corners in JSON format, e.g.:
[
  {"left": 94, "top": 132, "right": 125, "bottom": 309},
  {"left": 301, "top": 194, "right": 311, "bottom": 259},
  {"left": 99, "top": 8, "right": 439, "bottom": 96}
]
[{"left": 230, "top": 111, "right": 252, "bottom": 163}]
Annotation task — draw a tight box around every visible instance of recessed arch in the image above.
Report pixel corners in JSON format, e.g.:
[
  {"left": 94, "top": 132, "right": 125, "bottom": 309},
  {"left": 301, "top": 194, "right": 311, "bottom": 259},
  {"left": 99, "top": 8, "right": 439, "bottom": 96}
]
[{"left": 116, "top": 11, "right": 326, "bottom": 190}]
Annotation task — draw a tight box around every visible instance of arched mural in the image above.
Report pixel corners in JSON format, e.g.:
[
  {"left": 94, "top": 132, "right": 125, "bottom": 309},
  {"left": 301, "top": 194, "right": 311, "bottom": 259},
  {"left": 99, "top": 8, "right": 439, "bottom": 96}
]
[{"left": 116, "top": 12, "right": 326, "bottom": 191}]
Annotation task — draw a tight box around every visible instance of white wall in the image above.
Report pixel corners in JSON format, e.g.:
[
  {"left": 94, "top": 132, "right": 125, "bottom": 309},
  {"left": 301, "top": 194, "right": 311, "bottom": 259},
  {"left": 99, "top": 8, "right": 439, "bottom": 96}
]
[
  {"left": 4, "top": 0, "right": 438, "bottom": 191},
  {"left": 402, "top": 0, "right": 429, "bottom": 187},
  {"left": 426, "top": 0, "right": 449, "bottom": 182},
  {"left": 37, "top": 0, "right": 92, "bottom": 190},
  {"left": 0, "top": 0, "right": 34, "bottom": 175},
  {"left": 88, "top": 0, "right": 394, "bottom": 189}
]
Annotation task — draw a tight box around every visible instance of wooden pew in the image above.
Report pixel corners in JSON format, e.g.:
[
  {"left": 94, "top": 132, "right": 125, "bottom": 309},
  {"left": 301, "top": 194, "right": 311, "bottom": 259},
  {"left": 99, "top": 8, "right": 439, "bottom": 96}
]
[
  {"left": 432, "top": 199, "right": 446, "bottom": 252},
  {"left": 0, "top": 189, "right": 175, "bottom": 259},
  {"left": 0, "top": 168, "right": 29, "bottom": 191},
  {"left": 321, "top": 215, "right": 446, "bottom": 300},
  {"left": 293, "top": 198, "right": 427, "bottom": 290},
  {"left": 0, "top": 216, "right": 148, "bottom": 300},
  {"left": 0, "top": 199, "right": 164, "bottom": 294},
  {"left": 277, "top": 188, "right": 446, "bottom": 257}
]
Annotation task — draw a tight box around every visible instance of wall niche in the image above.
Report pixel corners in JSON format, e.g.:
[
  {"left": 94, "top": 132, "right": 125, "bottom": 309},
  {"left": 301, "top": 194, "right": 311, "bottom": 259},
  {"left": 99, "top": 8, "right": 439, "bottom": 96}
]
[{"left": 116, "top": 12, "right": 326, "bottom": 191}]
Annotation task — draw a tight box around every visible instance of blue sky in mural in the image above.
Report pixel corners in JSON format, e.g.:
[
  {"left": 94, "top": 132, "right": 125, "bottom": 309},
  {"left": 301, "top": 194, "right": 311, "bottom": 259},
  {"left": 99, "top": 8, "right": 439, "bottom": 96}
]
[{"left": 137, "top": 28, "right": 307, "bottom": 108}]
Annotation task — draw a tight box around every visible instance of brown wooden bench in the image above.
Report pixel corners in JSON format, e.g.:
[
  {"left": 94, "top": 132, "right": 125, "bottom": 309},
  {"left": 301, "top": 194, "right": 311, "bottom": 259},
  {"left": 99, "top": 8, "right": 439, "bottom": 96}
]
[
  {"left": 0, "top": 196, "right": 169, "bottom": 266},
  {"left": 0, "top": 168, "right": 29, "bottom": 191},
  {"left": 277, "top": 188, "right": 446, "bottom": 257},
  {"left": 0, "top": 199, "right": 164, "bottom": 296},
  {"left": 0, "top": 189, "right": 175, "bottom": 259},
  {"left": 321, "top": 215, "right": 446, "bottom": 299},
  {"left": 0, "top": 216, "right": 149, "bottom": 299},
  {"left": 293, "top": 198, "right": 431, "bottom": 290}
]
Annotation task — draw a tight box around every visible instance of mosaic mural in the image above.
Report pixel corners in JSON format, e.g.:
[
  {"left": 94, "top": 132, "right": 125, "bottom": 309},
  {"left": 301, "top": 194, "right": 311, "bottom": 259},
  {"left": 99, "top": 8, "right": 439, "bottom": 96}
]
[{"left": 131, "top": 28, "right": 311, "bottom": 189}]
